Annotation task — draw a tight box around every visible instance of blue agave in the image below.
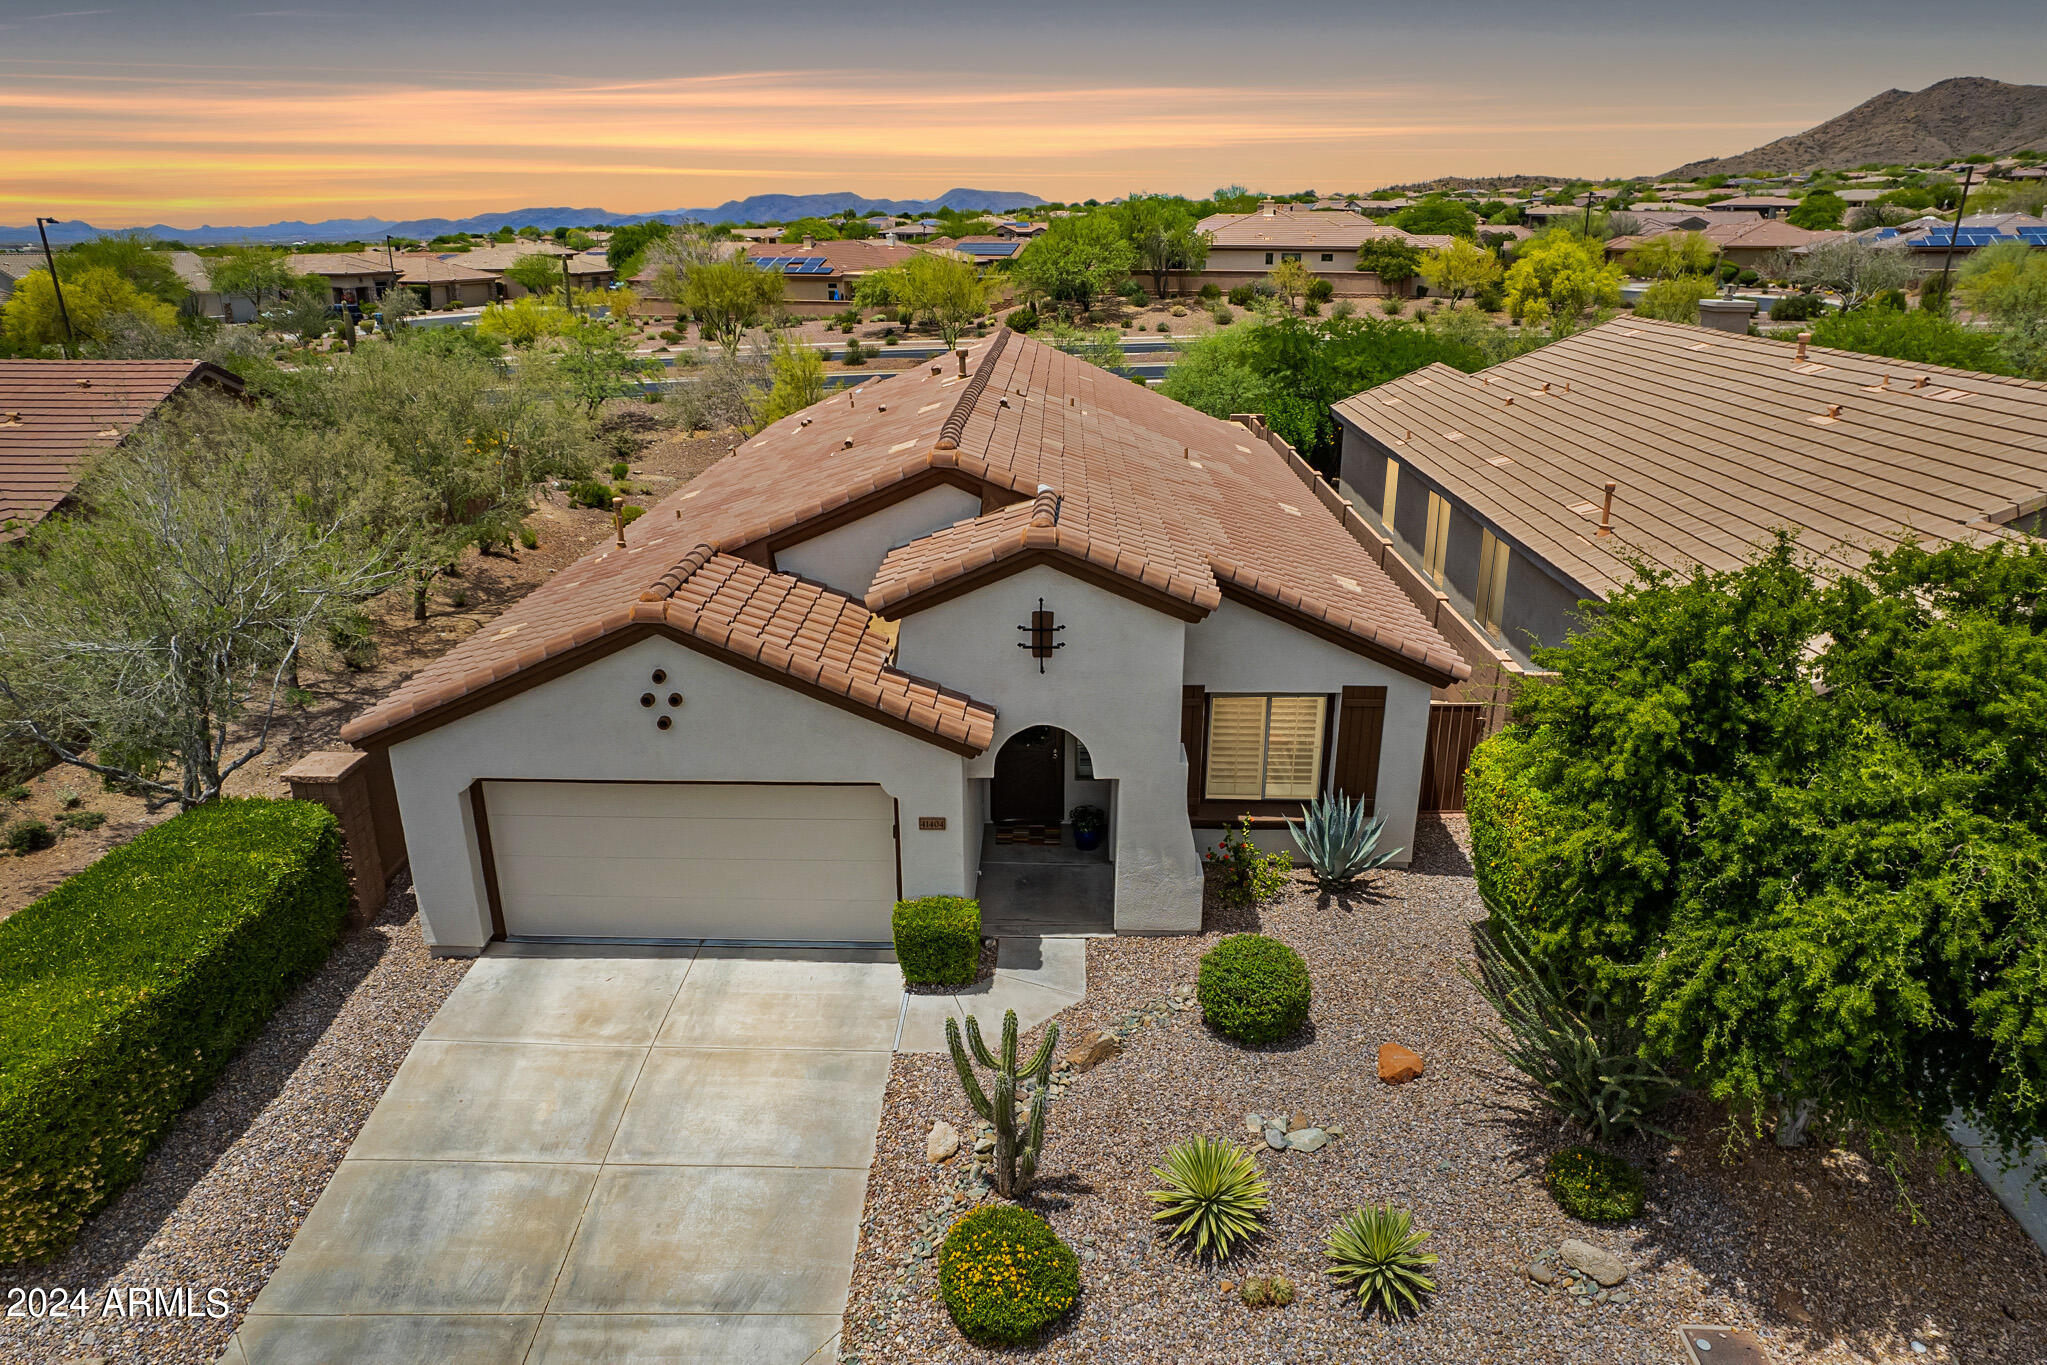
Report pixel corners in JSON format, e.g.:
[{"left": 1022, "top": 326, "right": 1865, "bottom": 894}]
[{"left": 1286, "top": 791, "right": 1402, "bottom": 890}]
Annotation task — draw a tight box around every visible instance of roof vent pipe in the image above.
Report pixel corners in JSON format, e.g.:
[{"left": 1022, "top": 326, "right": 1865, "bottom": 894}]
[
  {"left": 1796, "top": 332, "right": 1811, "bottom": 361},
  {"left": 1596, "top": 481, "right": 1617, "bottom": 538},
  {"left": 612, "top": 495, "right": 626, "bottom": 547},
  {"left": 956, "top": 348, "right": 968, "bottom": 377}
]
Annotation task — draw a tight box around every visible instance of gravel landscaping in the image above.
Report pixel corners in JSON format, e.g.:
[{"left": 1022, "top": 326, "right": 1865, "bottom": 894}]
[
  {"left": 0, "top": 876, "right": 467, "bottom": 1365},
  {"left": 842, "top": 816, "right": 2047, "bottom": 1364}
]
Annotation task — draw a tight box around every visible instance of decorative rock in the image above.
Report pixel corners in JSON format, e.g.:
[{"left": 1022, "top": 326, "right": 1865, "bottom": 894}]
[
  {"left": 1378, "top": 1043, "right": 1425, "bottom": 1084},
  {"left": 1244, "top": 1113, "right": 1266, "bottom": 1136},
  {"left": 1288, "top": 1110, "right": 1309, "bottom": 1132},
  {"left": 1593, "top": 1289, "right": 1608, "bottom": 1304},
  {"left": 1285, "top": 1127, "right": 1329, "bottom": 1152},
  {"left": 1326, "top": 1124, "right": 1344, "bottom": 1138},
  {"left": 926, "top": 1121, "right": 960, "bottom": 1164},
  {"left": 1559, "top": 1238, "right": 1629, "bottom": 1287},
  {"left": 1527, "top": 1263, "right": 1557, "bottom": 1286},
  {"left": 1218, "top": 1280, "right": 1235, "bottom": 1297},
  {"left": 1065, "top": 1031, "right": 1122, "bottom": 1073},
  {"left": 1264, "top": 1128, "right": 1287, "bottom": 1150}
]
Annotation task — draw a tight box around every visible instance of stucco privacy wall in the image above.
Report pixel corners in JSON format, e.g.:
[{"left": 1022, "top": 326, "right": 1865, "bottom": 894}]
[
  {"left": 892, "top": 564, "right": 1204, "bottom": 933},
  {"left": 385, "top": 636, "right": 969, "bottom": 953},
  {"left": 1183, "top": 598, "right": 1432, "bottom": 863},
  {"left": 773, "top": 484, "right": 984, "bottom": 597}
]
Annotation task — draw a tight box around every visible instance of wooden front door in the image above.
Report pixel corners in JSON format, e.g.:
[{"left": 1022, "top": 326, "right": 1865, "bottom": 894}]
[{"left": 992, "top": 726, "right": 1064, "bottom": 825}]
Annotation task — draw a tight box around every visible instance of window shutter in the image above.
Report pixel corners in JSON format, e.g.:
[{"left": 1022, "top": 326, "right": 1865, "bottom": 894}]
[
  {"left": 1333, "top": 686, "right": 1387, "bottom": 815},
  {"left": 1180, "top": 685, "right": 1206, "bottom": 810},
  {"left": 1262, "top": 697, "right": 1327, "bottom": 799},
  {"left": 1205, "top": 696, "right": 1268, "bottom": 801}
]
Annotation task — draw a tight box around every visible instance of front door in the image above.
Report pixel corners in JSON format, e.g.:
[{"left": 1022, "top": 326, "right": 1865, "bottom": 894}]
[{"left": 991, "top": 726, "right": 1064, "bottom": 825}]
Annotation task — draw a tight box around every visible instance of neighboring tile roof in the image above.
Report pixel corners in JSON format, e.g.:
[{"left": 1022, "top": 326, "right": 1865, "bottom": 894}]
[
  {"left": 0, "top": 359, "right": 241, "bottom": 540},
  {"left": 347, "top": 329, "right": 1468, "bottom": 747},
  {"left": 738, "top": 239, "right": 923, "bottom": 278},
  {"left": 1197, "top": 209, "right": 1429, "bottom": 251},
  {"left": 286, "top": 252, "right": 398, "bottom": 278},
  {"left": 1333, "top": 317, "right": 2047, "bottom": 601},
  {"left": 451, "top": 244, "right": 614, "bottom": 277},
  {"left": 395, "top": 253, "right": 498, "bottom": 285}
]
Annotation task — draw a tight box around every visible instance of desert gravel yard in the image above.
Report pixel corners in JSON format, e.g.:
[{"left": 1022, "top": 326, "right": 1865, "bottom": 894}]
[
  {"left": 0, "top": 877, "right": 467, "bottom": 1365},
  {"left": 841, "top": 817, "right": 2047, "bottom": 1365}
]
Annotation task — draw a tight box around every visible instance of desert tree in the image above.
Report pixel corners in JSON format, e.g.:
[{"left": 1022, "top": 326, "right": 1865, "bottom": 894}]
[
  {"left": 1116, "top": 195, "right": 1212, "bottom": 297},
  {"left": 505, "top": 251, "right": 568, "bottom": 303},
  {"left": 208, "top": 245, "right": 301, "bottom": 318},
  {"left": 1418, "top": 239, "right": 1504, "bottom": 303},
  {"left": 1783, "top": 238, "right": 1919, "bottom": 311},
  {"left": 681, "top": 258, "right": 785, "bottom": 357}
]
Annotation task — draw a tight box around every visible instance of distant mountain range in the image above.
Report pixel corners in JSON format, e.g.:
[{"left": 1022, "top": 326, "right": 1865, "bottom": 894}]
[
  {"left": 2, "top": 188, "right": 1046, "bottom": 247},
  {"left": 1666, "top": 77, "right": 2047, "bottom": 178}
]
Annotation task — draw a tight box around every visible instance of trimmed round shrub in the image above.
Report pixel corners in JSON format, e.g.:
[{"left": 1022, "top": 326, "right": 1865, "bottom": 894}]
[
  {"left": 938, "top": 1204, "right": 1079, "bottom": 1346},
  {"left": 893, "top": 894, "right": 980, "bottom": 985},
  {"left": 1543, "top": 1146, "right": 1646, "bottom": 1223},
  {"left": 1227, "top": 284, "right": 1256, "bottom": 307},
  {"left": 1197, "top": 934, "right": 1311, "bottom": 1044}
]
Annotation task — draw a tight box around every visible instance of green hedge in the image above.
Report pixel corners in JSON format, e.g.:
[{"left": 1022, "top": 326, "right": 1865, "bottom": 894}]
[
  {"left": 1197, "top": 934, "right": 1311, "bottom": 1044},
  {"left": 938, "top": 1204, "right": 1080, "bottom": 1346},
  {"left": 893, "top": 895, "right": 980, "bottom": 985},
  {"left": 0, "top": 798, "right": 349, "bottom": 1262},
  {"left": 1462, "top": 730, "right": 1550, "bottom": 921}
]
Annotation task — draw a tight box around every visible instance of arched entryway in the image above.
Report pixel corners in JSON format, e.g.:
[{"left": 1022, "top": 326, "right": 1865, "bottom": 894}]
[
  {"left": 990, "top": 725, "right": 1065, "bottom": 828},
  {"left": 981, "top": 726, "right": 1113, "bottom": 933}
]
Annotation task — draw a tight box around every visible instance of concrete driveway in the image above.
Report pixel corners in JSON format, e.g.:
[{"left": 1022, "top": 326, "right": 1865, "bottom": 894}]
[{"left": 220, "top": 944, "right": 902, "bottom": 1365}]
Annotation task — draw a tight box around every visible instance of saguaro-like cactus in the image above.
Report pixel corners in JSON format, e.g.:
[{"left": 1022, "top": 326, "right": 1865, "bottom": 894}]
[{"left": 946, "top": 1009, "right": 1059, "bottom": 1199}]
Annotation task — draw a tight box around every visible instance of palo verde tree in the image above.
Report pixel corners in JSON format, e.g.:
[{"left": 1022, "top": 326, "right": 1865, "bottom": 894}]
[
  {"left": 1418, "top": 239, "right": 1503, "bottom": 304},
  {"left": 1013, "top": 212, "right": 1135, "bottom": 317},
  {"left": 680, "top": 258, "right": 784, "bottom": 357},
  {"left": 858, "top": 252, "right": 991, "bottom": 347},
  {"left": 504, "top": 251, "right": 568, "bottom": 303},
  {"left": 1503, "top": 229, "right": 1622, "bottom": 335},
  {"left": 1115, "top": 195, "right": 1212, "bottom": 297},
  {"left": 1466, "top": 533, "right": 2047, "bottom": 1171}
]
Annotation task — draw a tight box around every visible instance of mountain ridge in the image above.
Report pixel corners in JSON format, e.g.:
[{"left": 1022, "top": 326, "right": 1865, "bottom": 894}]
[
  {"left": 2, "top": 188, "right": 1046, "bottom": 247},
  {"left": 1666, "top": 77, "right": 2047, "bottom": 178}
]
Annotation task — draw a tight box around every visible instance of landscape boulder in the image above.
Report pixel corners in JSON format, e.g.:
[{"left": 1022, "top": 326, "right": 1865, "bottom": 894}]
[
  {"left": 926, "top": 1121, "right": 960, "bottom": 1164},
  {"left": 1064, "top": 1031, "right": 1122, "bottom": 1074},
  {"left": 1377, "top": 1043, "right": 1425, "bottom": 1084},
  {"left": 1559, "top": 1238, "right": 1629, "bottom": 1287}
]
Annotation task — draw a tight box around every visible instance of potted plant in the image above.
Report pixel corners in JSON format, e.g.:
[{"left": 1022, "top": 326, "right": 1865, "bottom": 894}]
[{"left": 1069, "top": 804, "right": 1106, "bottom": 851}]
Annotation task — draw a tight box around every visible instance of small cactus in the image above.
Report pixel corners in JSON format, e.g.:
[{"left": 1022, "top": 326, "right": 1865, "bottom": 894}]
[{"left": 947, "top": 1009, "right": 1058, "bottom": 1199}]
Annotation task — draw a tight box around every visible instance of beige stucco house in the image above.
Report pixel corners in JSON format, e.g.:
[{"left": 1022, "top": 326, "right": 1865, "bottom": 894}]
[
  {"left": 1186, "top": 203, "right": 1434, "bottom": 297},
  {"left": 340, "top": 331, "right": 1468, "bottom": 954}
]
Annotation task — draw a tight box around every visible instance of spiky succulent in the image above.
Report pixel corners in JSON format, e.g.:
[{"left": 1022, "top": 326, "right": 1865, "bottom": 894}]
[
  {"left": 1324, "top": 1204, "right": 1437, "bottom": 1315},
  {"left": 1286, "top": 791, "right": 1403, "bottom": 890},
  {"left": 1147, "top": 1136, "right": 1269, "bottom": 1258}
]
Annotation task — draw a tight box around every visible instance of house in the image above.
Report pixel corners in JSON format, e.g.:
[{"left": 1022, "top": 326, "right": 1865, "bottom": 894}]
[
  {"left": 1707, "top": 194, "right": 1801, "bottom": 218},
  {"left": 1859, "top": 214, "right": 2047, "bottom": 266},
  {"left": 940, "top": 235, "right": 1025, "bottom": 265},
  {"left": 1190, "top": 203, "right": 1436, "bottom": 296},
  {"left": 737, "top": 238, "right": 925, "bottom": 312},
  {"left": 336, "top": 330, "right": 1467, "bottom": 954},
  {"left": 994, "top": 221, "right": 1047, "bottom": 240},
  {"left": 163, "top": 251, "right": 255, "bottom": 323},
  {"left": 0, "top": 253, "right": 44, "bottom": 304},
  {"left": 0, "top": 358, "right": 244, "bottom": 541},
  {"left": 1331, "top": 317, "right": 2047, "bottom": 663},
  {"left": 452, "top": 243, "right": 616, "bottom": 298},
  {"left": 394, "top": 253, "right": 499, "bottom": 309},
  {"left": 884, "top": 220, "right": 943, "bottom": 242},
  {"left": 1606, "top": 218, "right": 1841, "bottom": 272},
  {"left": 731, "top": 227, "right": 784, "bottom": 243},
  {"left": 286, "top": 252, "right": 400, "bottom": 305}
]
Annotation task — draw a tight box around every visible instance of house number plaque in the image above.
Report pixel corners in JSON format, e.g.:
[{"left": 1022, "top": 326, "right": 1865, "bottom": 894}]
[{"left": 917, "top": 816, "right": 947, "bottom": 831}]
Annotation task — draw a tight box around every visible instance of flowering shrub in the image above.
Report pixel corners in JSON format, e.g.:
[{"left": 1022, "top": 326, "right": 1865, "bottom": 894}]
[
  {"left": 1203, "top": 818, "right": 1293, "bottom": 904},
  {"left": 1543, "top": 1146, "right": 1646, "bottom": 1223},
  {"left": 937, "top": 1204, "right": 1080, "bottom": 1346}
]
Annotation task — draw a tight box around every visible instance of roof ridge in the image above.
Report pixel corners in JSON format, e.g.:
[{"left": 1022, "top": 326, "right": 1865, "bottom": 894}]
[
  {"left": 639, "top": 541, "right": 718, "bottom": 602},
  {"left": 934, "top": 328, "right": 1010, "bottom": 451}
]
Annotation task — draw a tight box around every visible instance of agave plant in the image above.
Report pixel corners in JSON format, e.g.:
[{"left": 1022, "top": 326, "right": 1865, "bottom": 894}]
[
  {"left": 1286, "top": 791, "right": 1403, "bottom": 890},
  {"left": 1147, "top": 1136, "right": 1269, "bottom": 1258},
  {"left": 1324, "top": 1204, "right": 1437, "bottom": 1316}
]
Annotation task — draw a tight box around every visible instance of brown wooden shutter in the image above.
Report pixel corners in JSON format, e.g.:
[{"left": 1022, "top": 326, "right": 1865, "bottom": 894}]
[
  {"left": 1181, "top": 685, "right": 1207, "bottom": 811},
  {"left": 1333, "top": 686, "right": 1387, "bottom": 815}
]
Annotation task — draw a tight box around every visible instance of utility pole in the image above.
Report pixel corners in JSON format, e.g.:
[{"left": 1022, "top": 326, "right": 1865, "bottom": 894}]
[
  {"left": 34, "top": 217, "right": 76, "bottom": 359},
  {"left": 1936, "top": 165, "right": 1975, "bottom": 307},
  {"left": 1580, "top": 190, "right": 1600, "bottom": 240},
  {"left": 561, "top": 254, "right": 573, "bottom": 315}
]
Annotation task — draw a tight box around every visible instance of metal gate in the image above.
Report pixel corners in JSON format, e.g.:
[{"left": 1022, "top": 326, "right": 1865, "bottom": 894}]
[{"left": 1418, "top": 703, "right": 1490, "bottom": 812}]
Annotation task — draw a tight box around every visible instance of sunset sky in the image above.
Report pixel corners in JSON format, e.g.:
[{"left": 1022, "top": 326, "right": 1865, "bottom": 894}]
[{"left": 3, "top": 0, "right": 2043, "bottom": 228}]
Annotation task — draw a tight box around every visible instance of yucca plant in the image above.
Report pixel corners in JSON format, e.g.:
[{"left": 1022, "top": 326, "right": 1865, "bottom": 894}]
[
  {"left": 1147, "top": 1136, "right": 1269, "bottom": 1258},
  {"left": 1324, "top": 1204, "right": 1437, "bottom": 1316},
  {"left": 1285, "top": 791, "right": 1403, "bottom": 890},
  {"left": 1457, "top": 907, "right": 1674, "bottom": 1142}
]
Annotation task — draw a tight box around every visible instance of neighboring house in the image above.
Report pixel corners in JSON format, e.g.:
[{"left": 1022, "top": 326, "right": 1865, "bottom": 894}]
[
  {"left": 1708, "top": 194, "right": 1801, "bottom": 218},
  {"left": 394, "top": 253, "right": 499, "bottom": 308},
  {"left": 165, "top": 251, "right": 255, "bottom": 323},
  {"left": 730, "top": 227, "right": 784, "bottom": 243},
  {"left": 737, "top": 239, "right": 925, "bottom": 312},
  {"left": 0, "top": 358, "right": 244, "bottom": 541},
  {"left": 337, "top": 330, "right": 1467, "bottom": 954},
  {"left": 286, "top": 252, "right": 400, "bottom": 305},
  {"left": 1190, "top": 203, "right": 1435, "bottom": 296},
  {"left": 943, "top": 236, "right": 1024, "bottom": 265},
  {"left": 1332, "top": 318, "right": 2047, "bottom": 664},
  {"left": 0, "top": 252, "right": 44, "bottom": 304},
  {"left": 453, "top": 243, "right": 616, "bottom": 299},
  {"left": 1607, "top": 218, "right": 1842, "bottom": 271},
  {"left": 994, "top": 221, "right": 1047, "bottom": 240},
  {"left": 884, "top": 220, "right": 943, "bottom": 242},
  {"left": 1859, "top": 214, "right": 2047, "bottom": 266}
]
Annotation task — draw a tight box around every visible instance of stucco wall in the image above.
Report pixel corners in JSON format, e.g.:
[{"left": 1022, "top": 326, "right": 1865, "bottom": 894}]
[
  {"left": 772, "top": 485, "right": 983, "bottom": 597},
  {"left": 384, "top": 635, "right": 969, "bottom": 953},
  {"left": 893, "top": 564, "right": 1203, "bottom": 932},
  {"left": 1182, "top": 598, "right": 1433, "bottom": 864}
]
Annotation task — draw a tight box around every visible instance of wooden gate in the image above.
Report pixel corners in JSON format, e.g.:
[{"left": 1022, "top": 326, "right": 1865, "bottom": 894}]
[{"left": 1418, "top": 702, "right": 1490, "bottom": 812}]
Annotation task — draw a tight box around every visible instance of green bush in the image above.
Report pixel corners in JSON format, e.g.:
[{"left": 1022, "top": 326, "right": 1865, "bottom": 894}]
[
  {"left": 1306, "top": 278, "right": 1335, "bottom": 304},
  {"left": 570, "top": 480, "right": 616, "bottom": 509},
  {"left": 3, "top": 785, "right": 27, "bottom": 802},
  {"left": 5, "top": 819, "right": 55, "bottom": 855},
  {"left": 57, "top": 810, "right": 106, "bottom": 833},
  {"left": 518, "top": 524, "right": 540, "bottom": 550},
  {"left": 1198, "top": 282, "right": 1223, "bottom": 302},
  {"left": 938, "top": 1204, "right": 1080, "bottom": 1347},
  {"left": 1768, "top": 292, "right": 1826, "bottom": 322},
  {"left": 1227, "top": 284, "right": 1256, "bottom": 307},
  {"left": 1380, "top": 297, "right": 1405, "bottom": 315},
  {"left": 1544, "top": 1146, "right": 1646, "bottom": 1223},
  {"left": 1212, "top": 306, "right": 1234, "bottom": 325},
  {"left": 609, "top": 460, "right": 630, "bottom": 480},
  {"left": 893, "top": 895, "right": 980, "bottom": 985},
  {"left": 1634, "top": 276, "right": 1720, "bottom": 324},
  {"left": 1197, "top": 934, "right": 1311, "bottom": 1044},
  {"left": 0, "top": 798, "right": 348, "bottom": 1261},
  {"left": 1005, "top": 306, "right": 1039, "bottom": 332}
]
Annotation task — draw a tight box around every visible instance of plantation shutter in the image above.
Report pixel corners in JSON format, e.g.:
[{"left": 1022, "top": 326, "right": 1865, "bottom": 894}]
[
  {"left": 1181, "top": 685, "right": 1206, "bottom": 810},
  {"left": 1204, "top": 696, "right": 1268, "bottom": 801},
  {"left": 1332, "top": 686, "right": 1387, "bottom": 815},
  {"left": 1262, "top": 697, "right": 1327, "bottom": 799}
]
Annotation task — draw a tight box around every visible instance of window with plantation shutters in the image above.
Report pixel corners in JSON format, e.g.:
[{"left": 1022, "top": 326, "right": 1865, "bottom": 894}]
[{"left": 1204, "top": 695, "right": 1329, "bottom": 801}]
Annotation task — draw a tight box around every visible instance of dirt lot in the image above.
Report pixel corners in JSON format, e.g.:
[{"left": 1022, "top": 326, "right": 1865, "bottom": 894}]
[{"left": 0, "top": 414, "right": 736, "bottom": 921}]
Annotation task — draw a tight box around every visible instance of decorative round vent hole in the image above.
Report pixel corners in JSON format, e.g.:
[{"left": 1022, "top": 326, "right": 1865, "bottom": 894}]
[
  {"left": 667, "top": 692, "right": 682, "bottom": 707},
  {"left": 640, "top": 693, "right": 655, "bottom": 707},
  {"left": 651, "top": 669, "right": 667, "bottom": 683},
  {"left": 656, "top": 715, "right": 673, "bottom": 730}
]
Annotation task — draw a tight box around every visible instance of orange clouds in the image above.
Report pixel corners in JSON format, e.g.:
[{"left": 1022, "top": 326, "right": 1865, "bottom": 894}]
[{"left": 0, "top": 63, "right": 1808, "bottom": 224}]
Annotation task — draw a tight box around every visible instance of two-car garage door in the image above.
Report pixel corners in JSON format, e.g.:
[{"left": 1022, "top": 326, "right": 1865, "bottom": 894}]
[{"left": 480, "top": 781, "right": 898, "bottom": 942}]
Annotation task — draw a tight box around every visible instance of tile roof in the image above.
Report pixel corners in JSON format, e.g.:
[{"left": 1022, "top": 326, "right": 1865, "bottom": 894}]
[
  {"left": 345, "top": 329, "right": 1468, "bottom": 747},
  {"left": 738, "top": 239, "right": 923, "bottom": 278},
  {"left": 452, "top": 244, "right": 613, "bottom": 276},
  {"left": 396, "top": 253, "right": 499, "bottom": 285},
  {"left": 1333, "top": 317, "right": 2047, "bottom": 600},
  {"left": 286, "top": 251, "right": 399, "bottom": 278},
  {"left": 1197, "top": 209, "right": 1429, "bottom": 251},
  {"left": 0, "top": 359, "right": 240, "bottom": 540}
]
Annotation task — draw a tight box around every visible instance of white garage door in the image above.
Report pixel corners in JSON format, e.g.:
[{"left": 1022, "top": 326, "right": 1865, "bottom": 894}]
[{"left": 481, "top": 781, "right": 898, "bottom": 942}]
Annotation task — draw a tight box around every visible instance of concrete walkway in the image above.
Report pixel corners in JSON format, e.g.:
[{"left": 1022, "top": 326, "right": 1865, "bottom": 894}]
[{"left": 223, "top": 937, "right": 1087, "bottom": 1364}]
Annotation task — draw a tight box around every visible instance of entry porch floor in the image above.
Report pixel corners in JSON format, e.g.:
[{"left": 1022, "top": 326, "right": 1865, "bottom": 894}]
[{"left": 977, "top": 824, "right": 1115, "bottom": 936}]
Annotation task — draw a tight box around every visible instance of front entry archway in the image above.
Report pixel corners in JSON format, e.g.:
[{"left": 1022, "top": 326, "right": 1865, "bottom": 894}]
[{"left": 990, "top": 725, "right": 1064, "bottom": 826}]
